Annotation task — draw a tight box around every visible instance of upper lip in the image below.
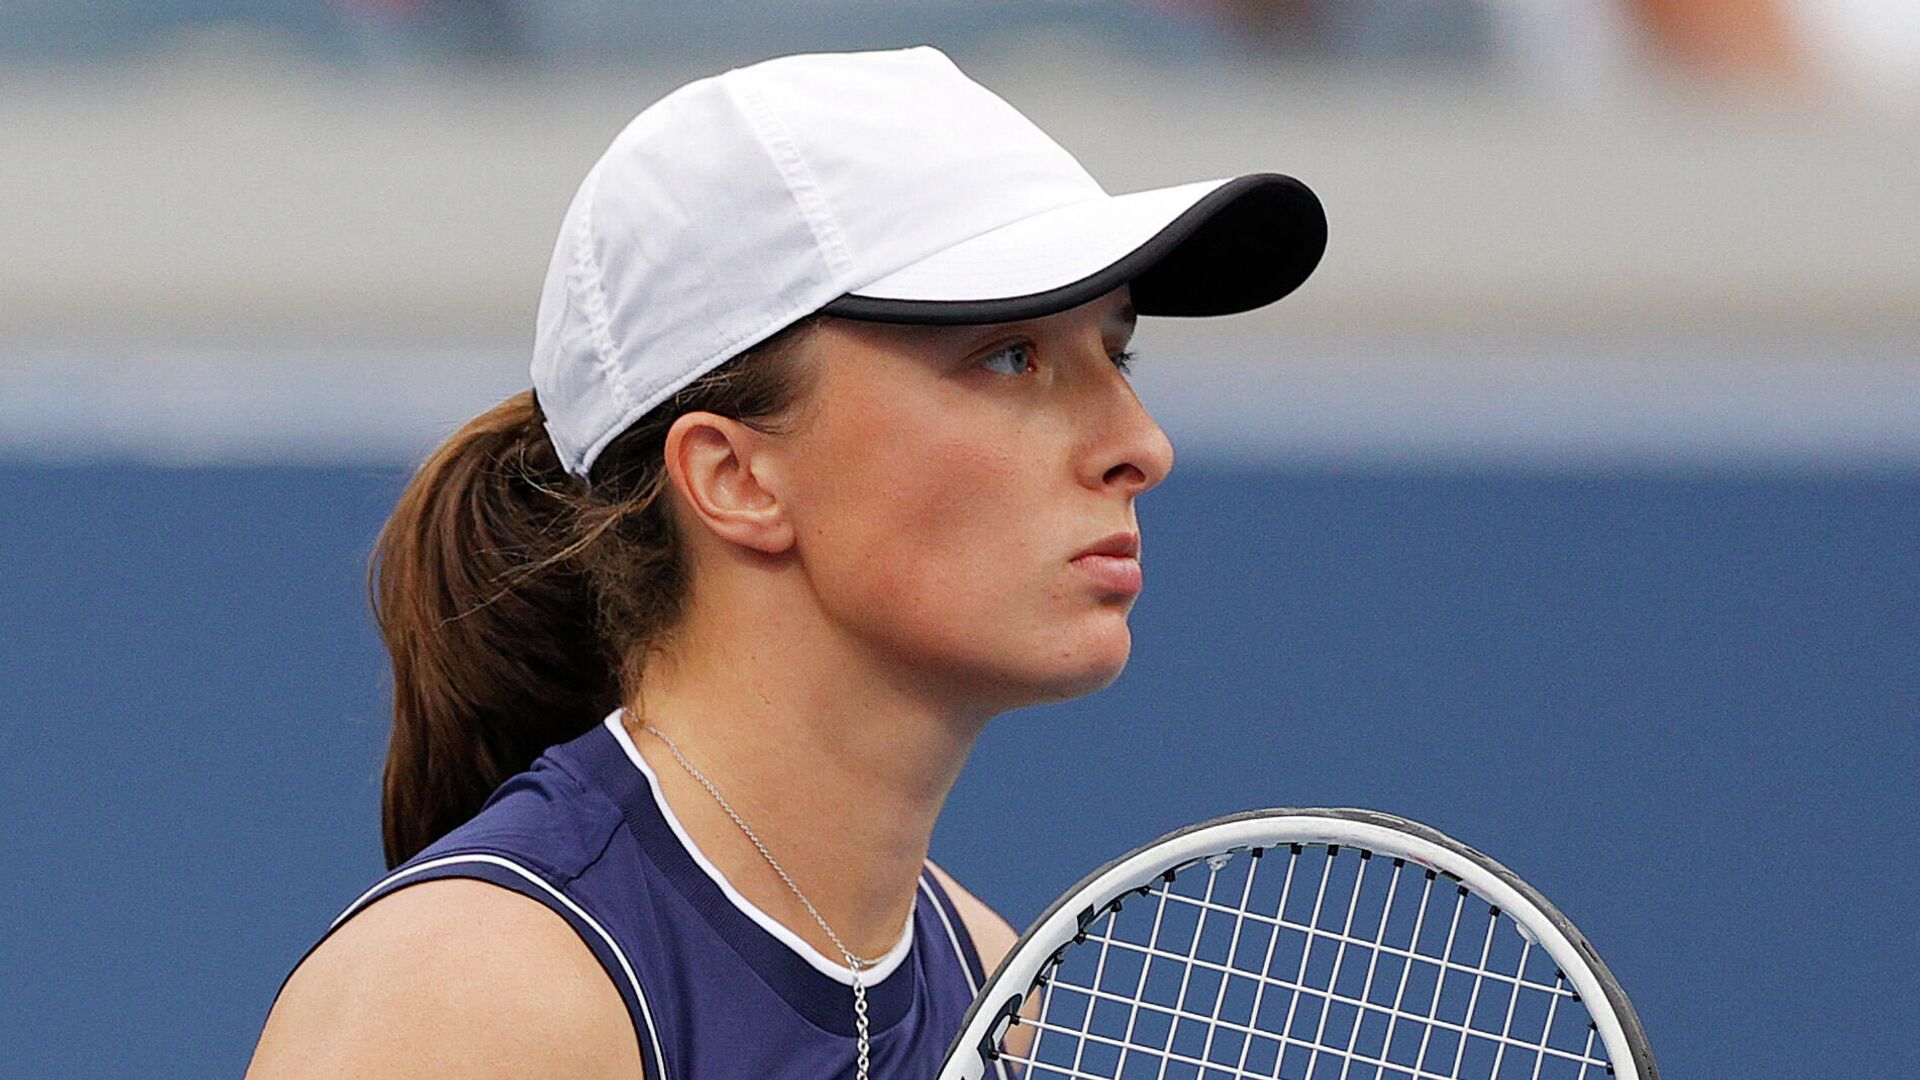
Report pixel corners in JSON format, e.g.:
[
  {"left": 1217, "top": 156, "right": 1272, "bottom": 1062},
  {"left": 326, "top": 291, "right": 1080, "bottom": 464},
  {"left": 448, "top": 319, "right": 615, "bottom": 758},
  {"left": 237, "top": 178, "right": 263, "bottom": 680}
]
[{"left": 1074, "top": 532, "right": 1141, "bottom": 560}]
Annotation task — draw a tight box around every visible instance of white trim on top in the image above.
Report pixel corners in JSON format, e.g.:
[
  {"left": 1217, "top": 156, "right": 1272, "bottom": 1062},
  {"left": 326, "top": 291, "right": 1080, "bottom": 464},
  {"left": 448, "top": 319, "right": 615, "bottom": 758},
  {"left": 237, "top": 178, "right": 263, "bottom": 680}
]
[
  {"left": 917, "top": 875, "right": 979, "bottom": 997},
  {"left": 329, "top": 852, "right": 670, "bottom": 1080},
  {"left": 919, "top": 874, "right": 1016, "bottom": 1080},
  {"left": 603, "top": 710, "right": 916, "bottom": 987}
]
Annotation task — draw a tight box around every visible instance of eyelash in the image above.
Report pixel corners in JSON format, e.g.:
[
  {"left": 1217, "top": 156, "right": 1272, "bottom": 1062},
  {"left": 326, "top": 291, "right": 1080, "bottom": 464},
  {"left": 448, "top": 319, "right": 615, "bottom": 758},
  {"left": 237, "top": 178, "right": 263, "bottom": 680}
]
[{"left": 981, "top": 342, "right": 1137, "bottom": 375}]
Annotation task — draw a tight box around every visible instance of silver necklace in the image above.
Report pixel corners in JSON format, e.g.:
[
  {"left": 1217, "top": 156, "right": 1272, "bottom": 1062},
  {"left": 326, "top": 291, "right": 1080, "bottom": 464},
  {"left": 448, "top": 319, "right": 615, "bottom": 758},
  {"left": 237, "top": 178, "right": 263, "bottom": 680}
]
[{"left": 642, "top": 722, "right": 880, "bottom": 1080}]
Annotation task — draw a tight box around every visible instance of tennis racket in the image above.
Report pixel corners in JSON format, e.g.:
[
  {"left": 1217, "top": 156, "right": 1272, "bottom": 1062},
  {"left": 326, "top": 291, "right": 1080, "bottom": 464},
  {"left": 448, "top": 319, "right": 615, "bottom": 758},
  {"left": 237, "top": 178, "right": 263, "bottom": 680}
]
[{"left": 937, "top": 808, "right": 1657, "bottom": 1080}]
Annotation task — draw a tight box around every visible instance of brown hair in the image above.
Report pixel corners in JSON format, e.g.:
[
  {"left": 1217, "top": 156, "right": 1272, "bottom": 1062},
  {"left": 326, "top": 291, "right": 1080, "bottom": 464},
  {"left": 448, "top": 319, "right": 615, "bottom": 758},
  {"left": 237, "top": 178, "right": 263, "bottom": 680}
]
[{"left": 370, "top": 319, "right": 819, "bottom": 867}]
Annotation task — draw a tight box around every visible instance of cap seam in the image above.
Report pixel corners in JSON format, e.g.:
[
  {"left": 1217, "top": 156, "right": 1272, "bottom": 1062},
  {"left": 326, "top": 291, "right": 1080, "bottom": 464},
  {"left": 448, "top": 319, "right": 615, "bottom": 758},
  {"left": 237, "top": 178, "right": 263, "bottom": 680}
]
[
  {"left": 725, "top": 74, "right": 857, "bottom": 285},
  {"left": 566, "top": 168, "right": 639, "bottom": 467}
]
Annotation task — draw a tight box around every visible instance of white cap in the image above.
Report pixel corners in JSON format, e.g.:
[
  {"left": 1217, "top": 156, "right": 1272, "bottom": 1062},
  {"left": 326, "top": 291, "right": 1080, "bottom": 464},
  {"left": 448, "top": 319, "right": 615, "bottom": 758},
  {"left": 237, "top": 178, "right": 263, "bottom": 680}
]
[{"left": 532, "top": 46, "right": 1325, "bottom": 480}]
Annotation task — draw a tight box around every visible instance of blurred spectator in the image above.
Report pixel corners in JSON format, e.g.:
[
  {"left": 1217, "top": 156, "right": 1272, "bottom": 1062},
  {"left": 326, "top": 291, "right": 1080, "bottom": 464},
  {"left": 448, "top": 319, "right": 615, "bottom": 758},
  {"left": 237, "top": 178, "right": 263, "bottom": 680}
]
[
  {"left": 1152, "top": 0, "right": 1499, "bottom": 61},
  {"left": 1625, "top": 0, "right": 1804, "bottom": 81},
  {"left": 2, "top": 0, "right": 1914, "bottom": 102},
  {"left": 1173, "top": 0, "right": 1809, "bottom": 85},
  {"left": 333, "top": 0, "right": 526, "bottom": 62},
  {"left": 1789, "top": 0, "right": 1920, "bottom": 96}
]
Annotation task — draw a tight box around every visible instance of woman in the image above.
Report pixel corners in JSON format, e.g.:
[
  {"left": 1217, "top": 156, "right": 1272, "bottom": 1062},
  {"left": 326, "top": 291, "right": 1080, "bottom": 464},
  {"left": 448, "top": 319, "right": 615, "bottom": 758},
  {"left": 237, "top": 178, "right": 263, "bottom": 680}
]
[{"left": 246, "top": 46, "right": 1323, "bottom": 1079}]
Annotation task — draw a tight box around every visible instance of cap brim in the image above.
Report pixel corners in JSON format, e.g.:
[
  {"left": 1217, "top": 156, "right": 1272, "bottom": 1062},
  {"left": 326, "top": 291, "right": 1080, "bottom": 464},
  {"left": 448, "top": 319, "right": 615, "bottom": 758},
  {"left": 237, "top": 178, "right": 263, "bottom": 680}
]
[{"left": 821, "top": 173, "right": 1326, "bottom": 325}]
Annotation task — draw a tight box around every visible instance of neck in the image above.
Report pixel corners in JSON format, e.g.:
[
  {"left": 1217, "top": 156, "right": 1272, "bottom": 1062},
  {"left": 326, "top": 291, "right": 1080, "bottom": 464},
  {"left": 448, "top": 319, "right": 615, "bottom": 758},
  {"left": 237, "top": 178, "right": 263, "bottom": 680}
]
[{"left": 623, "top": 592, "right": 988, "bottom": 964}]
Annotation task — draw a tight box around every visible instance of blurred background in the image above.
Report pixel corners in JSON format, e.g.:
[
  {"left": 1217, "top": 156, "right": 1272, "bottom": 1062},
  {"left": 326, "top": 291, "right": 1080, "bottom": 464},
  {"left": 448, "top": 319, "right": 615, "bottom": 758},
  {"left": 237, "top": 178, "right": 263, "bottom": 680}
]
[{"left": 3, "top": 2, "right": 1916, "bottom": 1078}]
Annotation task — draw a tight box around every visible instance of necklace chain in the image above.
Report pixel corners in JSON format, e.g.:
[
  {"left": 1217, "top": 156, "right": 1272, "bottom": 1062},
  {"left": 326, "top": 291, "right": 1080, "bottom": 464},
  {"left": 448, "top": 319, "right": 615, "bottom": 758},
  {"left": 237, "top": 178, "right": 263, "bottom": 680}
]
[{"left": 641, "top": 721, "right": 877, "bottom": 1080}]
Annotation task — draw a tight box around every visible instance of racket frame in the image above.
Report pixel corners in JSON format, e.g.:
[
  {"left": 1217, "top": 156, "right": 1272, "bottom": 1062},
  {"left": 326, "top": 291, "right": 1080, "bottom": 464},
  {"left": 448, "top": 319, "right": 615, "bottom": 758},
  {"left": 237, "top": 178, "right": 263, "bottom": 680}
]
[{"left": 939, "top": 807, "right": 1657, "bottom": 1080}]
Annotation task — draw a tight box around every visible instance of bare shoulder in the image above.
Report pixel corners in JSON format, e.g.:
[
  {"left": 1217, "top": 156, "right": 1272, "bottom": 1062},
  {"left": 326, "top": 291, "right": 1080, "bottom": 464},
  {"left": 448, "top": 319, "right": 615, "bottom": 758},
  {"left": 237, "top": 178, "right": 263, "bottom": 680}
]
[
  {"left": 246, "top": 877, "right": 641, "bottom": 1080},
  {"left": 926, "top": 860, "right": 1020, "bottom": 975}
]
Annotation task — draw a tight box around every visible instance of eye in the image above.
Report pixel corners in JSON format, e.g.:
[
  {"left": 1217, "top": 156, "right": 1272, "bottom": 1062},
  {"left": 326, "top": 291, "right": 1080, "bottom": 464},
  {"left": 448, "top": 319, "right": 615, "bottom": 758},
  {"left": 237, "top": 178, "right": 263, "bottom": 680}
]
[
  {"left": 979, "top": 341, "right": 1037, "bottom": 376},
  {"left": 975, "top": 342, "right": 1136, "bottom": 376}
]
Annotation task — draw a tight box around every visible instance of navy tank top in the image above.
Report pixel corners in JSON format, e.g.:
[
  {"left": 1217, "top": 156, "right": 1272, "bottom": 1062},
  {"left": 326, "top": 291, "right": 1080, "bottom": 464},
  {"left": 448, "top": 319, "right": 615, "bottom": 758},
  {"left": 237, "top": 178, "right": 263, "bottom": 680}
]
[{"left": 297, "top": 712, "right": 990, "bottom": 1079}]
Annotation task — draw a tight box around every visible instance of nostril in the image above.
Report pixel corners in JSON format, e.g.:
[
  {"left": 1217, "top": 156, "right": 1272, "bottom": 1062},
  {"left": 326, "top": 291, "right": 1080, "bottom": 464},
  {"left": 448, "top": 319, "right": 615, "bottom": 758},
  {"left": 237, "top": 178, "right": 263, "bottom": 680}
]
[{"left": 1103, "top": 461, "right": 1148, "bottom": 488}]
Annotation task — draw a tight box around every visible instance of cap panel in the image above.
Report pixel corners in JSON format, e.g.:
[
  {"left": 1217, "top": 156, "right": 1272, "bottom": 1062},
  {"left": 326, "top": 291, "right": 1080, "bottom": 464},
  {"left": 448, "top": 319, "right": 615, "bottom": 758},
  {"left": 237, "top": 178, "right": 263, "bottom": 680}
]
[
  {"left": 723, "top": 72, "right": 858, "bottom": 285},
  {"left": 842, "top": 179, "right": 1231, "bottom": 302},
  {"left": 532, "top": 168, "right": 625, "bottom": 476},
  {"left": 591, "top": 81, "right": 836, "bottom": 388},
  {"left": 749, "top": 47, "right": 1107, "bottom": 297},
  {"left": 533, "top": 69, "right": 842, "bottom": 477}
]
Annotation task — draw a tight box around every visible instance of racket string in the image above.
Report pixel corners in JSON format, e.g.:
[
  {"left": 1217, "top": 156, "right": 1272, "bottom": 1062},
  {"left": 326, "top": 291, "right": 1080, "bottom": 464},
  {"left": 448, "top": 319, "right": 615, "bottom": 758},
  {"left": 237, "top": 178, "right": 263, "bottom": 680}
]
[
  {"left": 1303, "top": 850, "right": 1375, "bottom": 1077},
  {"left": 1107, "top": 873, "right": 1180, "bottom": 1076},
  {"left": 1193, "top": 849, "right": 1269, "bottom": 1075},
  {"left": 1149, "top": 889, "right": 1579, "bottom": 1000},
  {"left": 1067, "top": 910, "right": 1574, "bottom": 1014},
  {"left": 1015, "top": 1012, "right": 1564, "bottom": 1080},
  {"left": 1229, "top": 849, "right": 1303, "bottom": 1077},
  {"left": 1335, "top": 855, "right": 1404, "bottom": 1080},
  {"left": 1443, "top": 908, "right": 1503, "bottom": 1078},
  {"left": 999, "top": 845, "right": 1614, "bottom": 1080},
  {"left": 1150, "top": 859, "right": 1226, "bottom": 1080},
  {"left": 1576, "top": 1024, "right": 1600, "bottom": 1080},
  {"left": 1068, "top": 885, "right": 1125, "bottom": 1080},
  {"left": 1368, "top": 867, "right": 1437, "bottom": 1080},
  {"left": 1485, "top": 938, "right": 1535, "bottom": 1079},
  {"left": 1273, "top": 851, "right": 1338, "bottom": 1075},
  {"left": 1013, "top": 944, "right": 1611, "bottom": 1072},
  {"left": 1525, "top": 972, "right": 1569, "bottom": 1080}
]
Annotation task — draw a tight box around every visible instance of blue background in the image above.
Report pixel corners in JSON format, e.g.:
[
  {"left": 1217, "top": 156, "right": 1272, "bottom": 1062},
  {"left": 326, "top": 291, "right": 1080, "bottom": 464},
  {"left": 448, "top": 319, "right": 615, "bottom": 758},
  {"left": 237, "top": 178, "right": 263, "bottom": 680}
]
[{"left": 4, "top": 463, "right": 1916, "bottom": 1078}]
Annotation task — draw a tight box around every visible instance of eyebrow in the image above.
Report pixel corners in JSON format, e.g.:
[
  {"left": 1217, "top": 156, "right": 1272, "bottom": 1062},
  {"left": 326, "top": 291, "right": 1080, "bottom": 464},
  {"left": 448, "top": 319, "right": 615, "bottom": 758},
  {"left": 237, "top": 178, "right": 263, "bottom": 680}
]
[{"left": 1106, "top": 302, "right": 1138, "bottom": 333}]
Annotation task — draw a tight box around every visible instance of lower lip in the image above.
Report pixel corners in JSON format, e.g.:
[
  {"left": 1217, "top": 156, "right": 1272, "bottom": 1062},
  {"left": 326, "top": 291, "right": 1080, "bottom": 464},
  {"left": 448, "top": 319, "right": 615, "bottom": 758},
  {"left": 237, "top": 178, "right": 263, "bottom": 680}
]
[{"left": 1071, "top": 554, "right": 1143, "bottom": 596}]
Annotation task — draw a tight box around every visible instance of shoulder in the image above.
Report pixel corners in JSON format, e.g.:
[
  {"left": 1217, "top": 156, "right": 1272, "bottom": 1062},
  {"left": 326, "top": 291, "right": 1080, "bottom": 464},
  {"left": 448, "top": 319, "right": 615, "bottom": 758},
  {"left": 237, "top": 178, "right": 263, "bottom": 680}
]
[
  {"left": 432, "top": 742, "right": 627, "bottom": 879},
  {"left": 925, "top": 860, "right": 1020, "bottom": 976},
  {"left": 246, "top": 878, "right": 641, "bottom": 1080}
]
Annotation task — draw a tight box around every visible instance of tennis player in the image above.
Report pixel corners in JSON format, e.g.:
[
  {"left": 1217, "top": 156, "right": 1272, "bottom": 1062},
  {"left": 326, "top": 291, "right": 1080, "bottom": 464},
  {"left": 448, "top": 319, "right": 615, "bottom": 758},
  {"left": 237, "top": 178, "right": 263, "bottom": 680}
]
[{"left": 245, "top": 46, "right": 1323, "bottom": 1080}]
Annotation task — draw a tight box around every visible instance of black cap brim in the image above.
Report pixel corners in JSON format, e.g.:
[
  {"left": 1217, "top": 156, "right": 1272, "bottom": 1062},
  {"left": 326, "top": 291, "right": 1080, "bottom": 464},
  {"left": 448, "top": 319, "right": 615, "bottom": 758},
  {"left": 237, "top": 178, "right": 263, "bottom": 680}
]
[{"left": 820, "top": 173, "right": 1326, "bottom": 326}]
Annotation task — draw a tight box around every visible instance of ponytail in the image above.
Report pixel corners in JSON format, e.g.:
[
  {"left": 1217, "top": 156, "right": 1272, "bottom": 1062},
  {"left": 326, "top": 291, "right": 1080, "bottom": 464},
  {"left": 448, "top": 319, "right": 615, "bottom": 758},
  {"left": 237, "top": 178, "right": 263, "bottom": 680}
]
[{"left": 372, "top": 321, "right": 817, "bottom": 867}]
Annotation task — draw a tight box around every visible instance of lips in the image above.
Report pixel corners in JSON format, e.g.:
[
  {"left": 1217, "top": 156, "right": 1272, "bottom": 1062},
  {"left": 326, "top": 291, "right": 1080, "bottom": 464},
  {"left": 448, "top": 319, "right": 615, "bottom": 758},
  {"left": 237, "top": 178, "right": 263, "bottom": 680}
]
[
  {"left": 1071, "top": 532, "right": 1143, "bottom": 595},
  {"left": 1074, "top": 532, "right": 1140, "bottom": 560}
]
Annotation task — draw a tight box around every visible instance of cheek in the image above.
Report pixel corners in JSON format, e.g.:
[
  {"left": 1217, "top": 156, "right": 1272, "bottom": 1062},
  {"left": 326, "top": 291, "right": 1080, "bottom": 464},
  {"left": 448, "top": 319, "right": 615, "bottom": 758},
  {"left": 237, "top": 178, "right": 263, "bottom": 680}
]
[
  {"left": 797, "top": 428, "right": 1131, "bottom": 695},
  {"left": 800, "top": 412, "right": 1020, "bottom": 608},
  {"left": 780, "top": 346, "right": 1136, "bottom": 699},
  {"left": 832, "top": 437, "right": 1041, "bottom": 615}
]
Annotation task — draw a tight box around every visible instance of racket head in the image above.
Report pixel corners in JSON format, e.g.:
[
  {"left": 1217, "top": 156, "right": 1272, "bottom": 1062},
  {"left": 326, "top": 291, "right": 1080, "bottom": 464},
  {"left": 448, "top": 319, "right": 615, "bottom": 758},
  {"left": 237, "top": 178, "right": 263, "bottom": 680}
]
[{"left": 939, "top": 808, "right": 1657, "bottom": 1080}]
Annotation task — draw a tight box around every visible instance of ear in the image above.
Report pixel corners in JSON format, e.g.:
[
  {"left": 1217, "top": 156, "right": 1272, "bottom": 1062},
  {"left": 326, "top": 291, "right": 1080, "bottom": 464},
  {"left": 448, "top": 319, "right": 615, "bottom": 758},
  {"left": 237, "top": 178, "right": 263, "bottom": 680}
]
[{"left": 662, "top": 411, "right": 795, "bottom": 555}]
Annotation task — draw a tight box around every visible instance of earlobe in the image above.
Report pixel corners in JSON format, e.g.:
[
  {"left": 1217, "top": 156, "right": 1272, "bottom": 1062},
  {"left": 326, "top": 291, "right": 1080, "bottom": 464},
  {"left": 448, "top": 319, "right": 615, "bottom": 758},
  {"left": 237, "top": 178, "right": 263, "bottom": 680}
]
[{"left": 662, "top": 413, "right": 795, "bottom": 555}]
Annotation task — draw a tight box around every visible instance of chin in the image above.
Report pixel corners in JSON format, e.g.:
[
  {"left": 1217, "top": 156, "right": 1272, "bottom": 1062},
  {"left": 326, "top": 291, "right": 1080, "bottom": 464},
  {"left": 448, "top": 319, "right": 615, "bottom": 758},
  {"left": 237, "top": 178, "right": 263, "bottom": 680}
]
[
  {"left": 1015, "top": 622, "right": 1134, "bottom": 705},
  {"left": 931, "top": 612, "right": 1136, "bottom": 712}
]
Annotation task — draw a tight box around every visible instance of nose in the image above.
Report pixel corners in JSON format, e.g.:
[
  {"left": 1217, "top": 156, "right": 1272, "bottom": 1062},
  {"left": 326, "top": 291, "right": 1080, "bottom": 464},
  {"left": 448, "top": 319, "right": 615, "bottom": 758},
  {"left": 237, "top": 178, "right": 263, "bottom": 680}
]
[{"left": 1080, "top": 367, "right": 1175, "bottom": 497}]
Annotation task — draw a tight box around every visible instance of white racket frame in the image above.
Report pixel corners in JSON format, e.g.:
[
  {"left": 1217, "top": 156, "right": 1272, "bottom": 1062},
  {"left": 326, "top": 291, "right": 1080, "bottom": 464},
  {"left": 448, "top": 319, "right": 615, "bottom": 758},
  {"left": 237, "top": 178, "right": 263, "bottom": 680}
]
[{"left": 939, "top": 808, "right": 1656, "bottom": 1080}]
